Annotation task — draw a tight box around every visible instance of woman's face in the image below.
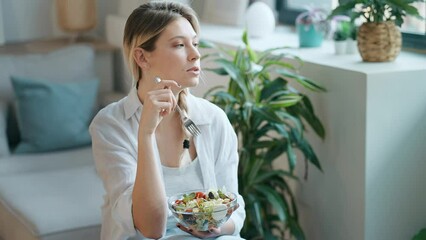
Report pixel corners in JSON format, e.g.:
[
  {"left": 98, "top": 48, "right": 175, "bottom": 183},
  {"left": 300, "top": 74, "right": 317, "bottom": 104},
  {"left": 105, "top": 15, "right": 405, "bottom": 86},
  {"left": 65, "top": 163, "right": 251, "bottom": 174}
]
[{"left": 145, "top": 17, "right": 200, "bottom": 88}]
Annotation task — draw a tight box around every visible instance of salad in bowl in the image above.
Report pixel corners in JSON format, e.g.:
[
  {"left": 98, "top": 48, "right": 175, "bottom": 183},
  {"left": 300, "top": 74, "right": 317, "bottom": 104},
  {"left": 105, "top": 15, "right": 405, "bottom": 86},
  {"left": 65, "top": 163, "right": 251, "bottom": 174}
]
[{"left": 168, "top": 189, "right": 238, "bottom": 231}]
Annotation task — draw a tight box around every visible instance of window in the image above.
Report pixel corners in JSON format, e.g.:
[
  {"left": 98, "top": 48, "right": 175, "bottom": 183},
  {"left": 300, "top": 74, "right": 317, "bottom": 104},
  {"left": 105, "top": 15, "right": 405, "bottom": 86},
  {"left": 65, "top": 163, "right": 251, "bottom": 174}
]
[
  {"left": 276, "top": 0, "right": 426, "bottom": 50},
  {"left": 400, "top": 2, "right": 426, "bottom": 50}
]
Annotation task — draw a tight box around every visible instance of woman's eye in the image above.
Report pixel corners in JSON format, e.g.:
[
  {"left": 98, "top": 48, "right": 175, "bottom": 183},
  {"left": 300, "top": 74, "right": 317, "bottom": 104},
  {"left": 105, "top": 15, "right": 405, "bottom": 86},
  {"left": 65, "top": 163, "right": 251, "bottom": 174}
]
[
  {"left": 193, "top": 43, "right": 199, "bottom": 48},
  {"left": 176, "top": 44, "right": 184, "bottom": 48}
]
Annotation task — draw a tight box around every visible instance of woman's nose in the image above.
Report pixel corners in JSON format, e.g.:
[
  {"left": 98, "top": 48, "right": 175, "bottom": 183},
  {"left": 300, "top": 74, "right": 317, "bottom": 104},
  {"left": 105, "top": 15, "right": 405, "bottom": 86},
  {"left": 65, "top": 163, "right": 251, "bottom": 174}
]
[{"left": 188, "top": 47, "right": 200, "bottom": 61}]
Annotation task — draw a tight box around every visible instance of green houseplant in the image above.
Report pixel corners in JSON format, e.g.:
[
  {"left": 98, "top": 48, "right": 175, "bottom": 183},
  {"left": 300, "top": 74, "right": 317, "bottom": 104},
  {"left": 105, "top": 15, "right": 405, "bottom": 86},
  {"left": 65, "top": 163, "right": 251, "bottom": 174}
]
[
  {"left": 200, "top": 31, "right": 326, "bottom": 240},
  {"left": 412, "top": 228, "right": 426, "bottom": 240},
  {"left": 329, "top": 0, "right": 425, "bottom": 62},
  {"left": 332, "top": 19, "right": 351, "bottom": 55}
]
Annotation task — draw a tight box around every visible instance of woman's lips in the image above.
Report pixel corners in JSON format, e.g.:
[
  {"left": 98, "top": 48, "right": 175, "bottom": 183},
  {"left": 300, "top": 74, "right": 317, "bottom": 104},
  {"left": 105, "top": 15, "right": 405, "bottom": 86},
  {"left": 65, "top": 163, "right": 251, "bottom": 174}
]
[{"left": 186, "top": 66, "right": 200, "bottom": 72}]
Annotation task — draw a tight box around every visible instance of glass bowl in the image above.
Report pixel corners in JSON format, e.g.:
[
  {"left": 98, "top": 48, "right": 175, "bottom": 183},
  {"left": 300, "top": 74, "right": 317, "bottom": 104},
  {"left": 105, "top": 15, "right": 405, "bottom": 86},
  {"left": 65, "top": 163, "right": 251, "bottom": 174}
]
[{"left": 168, "top": 190, "right": 238, "bottom": 231}]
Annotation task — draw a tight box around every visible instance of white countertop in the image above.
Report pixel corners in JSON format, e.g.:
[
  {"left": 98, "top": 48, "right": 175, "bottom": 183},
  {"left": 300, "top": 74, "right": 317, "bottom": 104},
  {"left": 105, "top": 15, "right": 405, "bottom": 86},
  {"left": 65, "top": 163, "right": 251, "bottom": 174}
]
[{"left": 200, "top": 23, "right": 426, "bottom": 75}]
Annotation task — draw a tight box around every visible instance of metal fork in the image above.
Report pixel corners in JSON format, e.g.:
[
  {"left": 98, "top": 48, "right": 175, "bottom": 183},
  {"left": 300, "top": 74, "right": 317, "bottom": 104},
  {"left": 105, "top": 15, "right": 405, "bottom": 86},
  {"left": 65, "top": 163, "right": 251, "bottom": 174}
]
[
  {"left": 175, "top": 105, "right": 201, "bottom": 136},
  {"left": 153, "top": 76, "right": 201, "bottom": 136}
]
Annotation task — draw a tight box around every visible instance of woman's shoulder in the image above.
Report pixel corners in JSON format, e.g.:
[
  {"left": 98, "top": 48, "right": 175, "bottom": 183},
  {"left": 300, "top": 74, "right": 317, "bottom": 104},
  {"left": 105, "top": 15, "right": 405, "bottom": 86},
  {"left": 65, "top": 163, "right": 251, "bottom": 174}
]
[
  {"left": 188, "top": 94, "right": 231, "bottom": 129},
  {"left": 188, "top": 94, "right": 226, "bottom": 116}
]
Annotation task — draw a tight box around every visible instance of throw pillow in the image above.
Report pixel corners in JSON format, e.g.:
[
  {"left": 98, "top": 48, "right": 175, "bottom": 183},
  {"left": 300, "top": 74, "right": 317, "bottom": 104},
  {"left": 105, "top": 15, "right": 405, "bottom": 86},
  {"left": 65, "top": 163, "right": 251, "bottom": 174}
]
[
  {"left": 0, "top": 45, "right": 97, "bottom": 150},
  {"left": 11, "top": 76, "right": 99, "bottom": 153},
  {"left": 0, "top": 101, "right": 10, "bottom": 157}
]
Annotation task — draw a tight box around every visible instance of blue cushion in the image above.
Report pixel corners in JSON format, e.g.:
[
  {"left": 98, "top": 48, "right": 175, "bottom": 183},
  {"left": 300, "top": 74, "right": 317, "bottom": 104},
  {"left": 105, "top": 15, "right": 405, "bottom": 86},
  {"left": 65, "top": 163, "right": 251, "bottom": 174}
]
[
  {"left": 11, "top": 76, "right": 99, "bottom": 153},
  {"left": 0, "top": 101, "right": 10, "bottom": 157}
]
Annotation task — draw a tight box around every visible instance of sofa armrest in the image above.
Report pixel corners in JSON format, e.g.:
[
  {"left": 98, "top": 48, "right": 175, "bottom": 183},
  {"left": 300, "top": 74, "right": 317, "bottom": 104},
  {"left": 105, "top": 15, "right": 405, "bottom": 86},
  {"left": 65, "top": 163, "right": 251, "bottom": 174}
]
[{"left": 0, "top": 101, "right": 10, "bottom": 157}]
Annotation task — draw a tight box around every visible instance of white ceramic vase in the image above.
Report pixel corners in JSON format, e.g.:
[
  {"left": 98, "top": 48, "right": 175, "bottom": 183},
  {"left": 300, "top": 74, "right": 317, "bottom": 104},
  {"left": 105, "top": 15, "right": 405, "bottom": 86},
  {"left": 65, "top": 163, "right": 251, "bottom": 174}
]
[
  {"left": 334, "top": 41, "right": 346, "bottom": 55},
  {"left": 245, "top": 1, "right": 275, "bottom": 38}
]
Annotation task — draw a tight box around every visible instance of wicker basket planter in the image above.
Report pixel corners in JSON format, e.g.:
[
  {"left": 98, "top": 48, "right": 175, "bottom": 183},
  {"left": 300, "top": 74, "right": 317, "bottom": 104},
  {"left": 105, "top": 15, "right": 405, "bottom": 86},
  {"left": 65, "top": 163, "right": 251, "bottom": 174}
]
[{"left": 357, "top": 21, "right": 402, "bottom": 62}]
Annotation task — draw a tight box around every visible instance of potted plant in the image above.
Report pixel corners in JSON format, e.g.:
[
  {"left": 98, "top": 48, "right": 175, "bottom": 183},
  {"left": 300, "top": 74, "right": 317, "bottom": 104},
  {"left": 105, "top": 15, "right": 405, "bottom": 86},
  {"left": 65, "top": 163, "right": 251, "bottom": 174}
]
[
  {"left": 332, "top": 19, "right": 351, "bottom": 55},
  {"left": 200, "top": 31, "right": 326, "bottom": 240},
  {"left": 412, "top": 228, "right": 426, "bottom": 240},
  {"left": 296, "top": 7, "right": 329, "bottom": 47},
  {"left": 329, "top": 0, "right": 425, "bottom": 62}
]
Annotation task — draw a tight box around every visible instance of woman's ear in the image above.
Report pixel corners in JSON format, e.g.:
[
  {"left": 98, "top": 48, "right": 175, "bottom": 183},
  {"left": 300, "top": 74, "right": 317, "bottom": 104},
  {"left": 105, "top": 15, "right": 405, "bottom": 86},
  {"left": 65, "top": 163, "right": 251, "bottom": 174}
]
[{"left": 133, "top": 47, "right": 150, "bottom": 70}]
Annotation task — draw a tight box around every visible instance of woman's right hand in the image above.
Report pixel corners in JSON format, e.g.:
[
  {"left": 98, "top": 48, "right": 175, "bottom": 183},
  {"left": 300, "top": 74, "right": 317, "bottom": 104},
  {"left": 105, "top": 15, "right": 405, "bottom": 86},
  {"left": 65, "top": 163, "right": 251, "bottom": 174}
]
[{"left": 138, "top": 79, "right": 181, "bottom": 135}]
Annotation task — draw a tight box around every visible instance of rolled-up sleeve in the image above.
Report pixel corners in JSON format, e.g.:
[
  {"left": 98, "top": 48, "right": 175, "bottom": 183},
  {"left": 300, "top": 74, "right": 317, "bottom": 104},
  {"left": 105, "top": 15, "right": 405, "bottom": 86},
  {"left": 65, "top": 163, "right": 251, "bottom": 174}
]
[
  {"left": 214, "top": 112, "right": 246, "bottom": 236},
  {"left": 90, "top": 115, "right": 138, "bottom": 238}
]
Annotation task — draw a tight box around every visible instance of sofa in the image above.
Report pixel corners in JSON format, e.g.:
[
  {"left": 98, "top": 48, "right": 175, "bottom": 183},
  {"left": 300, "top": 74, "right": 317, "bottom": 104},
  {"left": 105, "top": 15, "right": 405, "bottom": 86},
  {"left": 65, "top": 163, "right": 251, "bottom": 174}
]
[{"left": 0, "top": 45, "right": 107, "bottom": 240}]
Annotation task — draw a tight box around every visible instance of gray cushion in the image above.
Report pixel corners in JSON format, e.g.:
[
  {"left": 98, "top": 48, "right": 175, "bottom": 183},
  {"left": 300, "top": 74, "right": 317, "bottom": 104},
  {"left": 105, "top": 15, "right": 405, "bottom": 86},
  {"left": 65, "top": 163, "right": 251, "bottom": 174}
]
[
  {"left": 0, "top": 146, "right": 94, "bottom": 175},
  {"left": 0, "top": 165, "right": 104, "bottom": 237}
]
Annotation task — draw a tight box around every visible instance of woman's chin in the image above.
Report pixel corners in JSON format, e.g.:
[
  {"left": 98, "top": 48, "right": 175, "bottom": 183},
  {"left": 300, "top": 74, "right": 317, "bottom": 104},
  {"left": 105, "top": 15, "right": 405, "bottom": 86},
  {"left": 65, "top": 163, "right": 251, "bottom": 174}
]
[{"left": 183, "top": 78, "right": 200, "bottom": 88}]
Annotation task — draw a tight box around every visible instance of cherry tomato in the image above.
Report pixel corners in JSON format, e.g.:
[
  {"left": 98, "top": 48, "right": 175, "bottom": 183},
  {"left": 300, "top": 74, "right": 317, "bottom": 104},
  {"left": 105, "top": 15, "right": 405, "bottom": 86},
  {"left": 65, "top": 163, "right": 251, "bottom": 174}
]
[{"left": 195, "top": 192, "right": 205, "bottom": 199}]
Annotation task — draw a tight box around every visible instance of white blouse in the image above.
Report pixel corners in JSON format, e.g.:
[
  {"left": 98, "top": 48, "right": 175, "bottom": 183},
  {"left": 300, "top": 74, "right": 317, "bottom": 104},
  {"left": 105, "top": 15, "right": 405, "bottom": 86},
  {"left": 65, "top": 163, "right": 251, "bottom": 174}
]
[{"left": 89, "top": 88, "right": 246, "bottom": 240}]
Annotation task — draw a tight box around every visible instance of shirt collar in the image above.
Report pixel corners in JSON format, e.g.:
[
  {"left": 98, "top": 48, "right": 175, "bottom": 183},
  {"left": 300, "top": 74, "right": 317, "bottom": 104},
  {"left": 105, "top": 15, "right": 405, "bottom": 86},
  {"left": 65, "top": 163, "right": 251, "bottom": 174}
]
[
  {"left": 124, "top": 87, "right": 142, "bottom": 120},
  {"left": 123, "top": 88, "right": 212, "bottom": 125}
]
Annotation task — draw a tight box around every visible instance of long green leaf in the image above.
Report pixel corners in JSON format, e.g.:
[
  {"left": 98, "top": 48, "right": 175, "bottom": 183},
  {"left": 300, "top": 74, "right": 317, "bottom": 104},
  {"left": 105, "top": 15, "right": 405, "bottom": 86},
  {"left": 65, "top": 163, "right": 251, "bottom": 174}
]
[
  {"left": 252, "top": 107, "right": 282, "bottom": 123},
  {"left": 264, "top": 142, "right": 287, "bottom": 165},
  {"left": 257, "top": 46, "right": 294, "bottom": 63},
  {"left": 203, "top": 67, "right": 228, "bottom": 75},
  {"left": 254, "top": 169, "right": 298, "bottom": 184},
  {"left": 276, "top": 69, "right": 326, "bottom": 92},
  {"left": 254, "top": 185, "right": 287, "bottom": 221},
  {"left": 269, "top": 95, "right": 303, "bottom": 108},
  {"left": 260, "top": 77, "right": 288, "bottom": 101},
  {"left": 296, "top": 136, "right": 323, "bottom": 172},
  {"left": 271, "top": 123, "right": 289, "bottom": 138},
  {"left": 288, "top": 218, "right": 306, "bottom": 240},
  {"left": 275, "top": 111, "right": 303, "bottom": 134},
  {"left": 290, "top": 96, "right": 326, "bottom": 139},
  {"left": 248, "top": 158, "right": 265, "bottom": 185},
  {"left": 262, "top": 60, "right": 297, "bottom": 71},
  {"left": 328, "top": 1, "right": 360, "bottom": 20},
  {"left": 247, "top": 193, "right": 265, "bottom": 237},
  {"left": 287, "top": 143, "right": 297, "bottom": 173},
  {"left": 242, "top": 30, "right": 258, "bottom": 62}
]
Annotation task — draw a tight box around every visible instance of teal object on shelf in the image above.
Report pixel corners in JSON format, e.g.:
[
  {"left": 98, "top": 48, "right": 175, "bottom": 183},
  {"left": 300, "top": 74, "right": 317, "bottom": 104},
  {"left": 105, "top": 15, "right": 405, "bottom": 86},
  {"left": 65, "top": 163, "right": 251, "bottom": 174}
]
[
  {"left": 295, "top": 9, "right": 328, "bottom": 48},
  {"left": 297, "top": 23, "right": 324, "bottom": 48}
]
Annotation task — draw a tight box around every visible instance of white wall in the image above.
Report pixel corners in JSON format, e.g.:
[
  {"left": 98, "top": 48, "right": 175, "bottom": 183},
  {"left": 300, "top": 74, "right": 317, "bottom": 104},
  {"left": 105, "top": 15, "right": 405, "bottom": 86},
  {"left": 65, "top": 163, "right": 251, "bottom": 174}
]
[
  {"left": 1, "top": 0, "right": 54, "bottom": 42},
  {"left": 0, "top": 0, "right": 118, "bottom": 43},
  {"left": 0, "top": 0, "right": 4, "bottom": 45},
  {"left": 294, "top": 63, "right": 367, "bottom": 240},
  {"left": 365, "top": 70, "right": 426, "bottom": 240}
]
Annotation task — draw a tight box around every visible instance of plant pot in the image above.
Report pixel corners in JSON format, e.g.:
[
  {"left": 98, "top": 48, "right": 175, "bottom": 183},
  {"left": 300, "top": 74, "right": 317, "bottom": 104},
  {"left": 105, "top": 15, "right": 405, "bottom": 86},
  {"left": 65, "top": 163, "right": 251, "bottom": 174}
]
[
  {"left": 357, "top": 22, "right": 401, "bottom": 62},
  {"left": 334, "top": 41, "right": 346, "bottom": 55},
  {"left": 346, "top": 39, "right": 358, "bottom": 54},
  {"left": 297, "top": 23, "right": 324, "bottom": 47},
  {"left": 295, "top": 10, "right": 327, "bottom": 48}
]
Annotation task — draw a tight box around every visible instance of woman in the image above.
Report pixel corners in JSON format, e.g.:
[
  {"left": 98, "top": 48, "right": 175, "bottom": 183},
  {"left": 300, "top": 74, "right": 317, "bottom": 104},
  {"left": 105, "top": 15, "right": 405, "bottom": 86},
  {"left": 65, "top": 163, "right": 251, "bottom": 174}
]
[{"left": 89, "top": 2, "right": 245, "bottom": 239}]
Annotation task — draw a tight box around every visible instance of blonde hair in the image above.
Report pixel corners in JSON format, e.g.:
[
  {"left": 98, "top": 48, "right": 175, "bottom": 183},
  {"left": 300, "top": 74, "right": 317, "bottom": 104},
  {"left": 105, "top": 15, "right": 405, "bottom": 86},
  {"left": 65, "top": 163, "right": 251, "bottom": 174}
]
[{"left": 123, "top": 1, "right": 200, "bottom": 112}]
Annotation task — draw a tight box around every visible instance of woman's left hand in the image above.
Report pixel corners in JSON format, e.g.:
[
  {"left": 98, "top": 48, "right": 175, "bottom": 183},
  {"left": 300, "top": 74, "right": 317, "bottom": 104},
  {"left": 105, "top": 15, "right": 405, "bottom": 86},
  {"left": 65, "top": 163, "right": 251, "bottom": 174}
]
[{"left": 177, "top": 224, "right": 222, "bottom": 239}]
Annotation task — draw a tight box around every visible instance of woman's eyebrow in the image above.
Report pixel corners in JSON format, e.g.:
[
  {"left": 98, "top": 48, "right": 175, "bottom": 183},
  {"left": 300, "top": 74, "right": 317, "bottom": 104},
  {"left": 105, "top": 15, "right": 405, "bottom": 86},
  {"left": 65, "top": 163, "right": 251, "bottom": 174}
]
[{"left": 168, "top": 35, "right": 198, "bottom": 41}]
